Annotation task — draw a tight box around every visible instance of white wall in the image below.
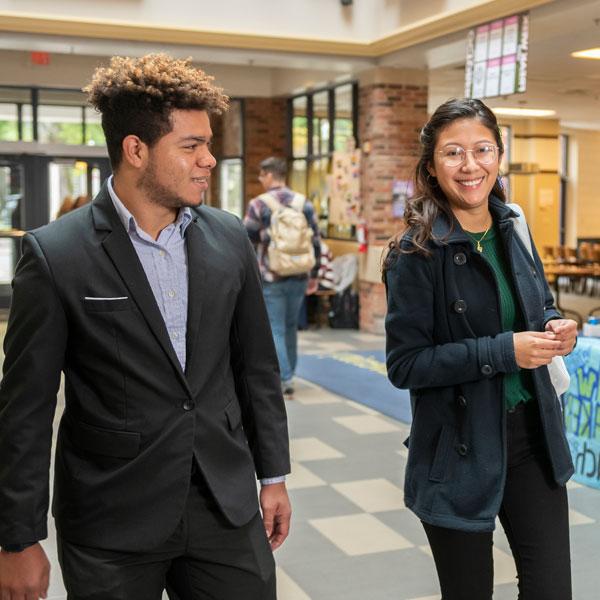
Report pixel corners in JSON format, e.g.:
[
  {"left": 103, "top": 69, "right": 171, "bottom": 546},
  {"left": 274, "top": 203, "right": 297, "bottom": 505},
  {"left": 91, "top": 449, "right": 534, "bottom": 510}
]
[{"left": 0, "top": 0, "right": 500, "bottom": 41}]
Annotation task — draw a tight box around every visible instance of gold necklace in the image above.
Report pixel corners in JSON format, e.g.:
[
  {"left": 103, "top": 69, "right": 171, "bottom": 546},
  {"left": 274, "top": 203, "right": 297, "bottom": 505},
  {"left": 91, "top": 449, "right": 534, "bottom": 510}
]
[{"left": 470, "top": 222, "right": 492, "bottom": 252}]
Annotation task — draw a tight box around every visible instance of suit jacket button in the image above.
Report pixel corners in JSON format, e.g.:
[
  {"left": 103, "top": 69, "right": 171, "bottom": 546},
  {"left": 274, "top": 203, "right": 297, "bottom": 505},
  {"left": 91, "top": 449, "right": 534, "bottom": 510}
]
[
  {"left": 453, "top": 299, "right": 467, "bottom": 314},
  {"left": 457, "top": 443, "right": 468, "bottom": 456},
  {"left": 453, "top": 252, "right": 467, "bottom": 265},
  {"left": 182, "top": 400, "right": 195, "bottom": 411},
  {"left": 481, "top": 364, "right": 493, "bottom": 376},
  {"left": 457, "top": 395, "right": 468, "bottom": 408}
]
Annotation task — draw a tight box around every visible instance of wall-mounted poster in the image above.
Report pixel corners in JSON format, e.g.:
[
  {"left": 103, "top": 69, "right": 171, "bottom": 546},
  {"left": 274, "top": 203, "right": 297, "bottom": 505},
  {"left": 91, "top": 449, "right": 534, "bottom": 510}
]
[
  {"left": 465, "top": 12, "right": 529, "bottom": 99},
  {"left": 329, "top": 149, "right": 361, "bottom": 225}
]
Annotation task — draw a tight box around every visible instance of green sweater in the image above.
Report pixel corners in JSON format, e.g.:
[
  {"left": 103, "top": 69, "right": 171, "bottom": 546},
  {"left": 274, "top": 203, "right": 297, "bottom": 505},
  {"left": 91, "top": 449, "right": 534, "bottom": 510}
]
[{"left": 466, "top": 224, "right": 534, "bottom": 409}]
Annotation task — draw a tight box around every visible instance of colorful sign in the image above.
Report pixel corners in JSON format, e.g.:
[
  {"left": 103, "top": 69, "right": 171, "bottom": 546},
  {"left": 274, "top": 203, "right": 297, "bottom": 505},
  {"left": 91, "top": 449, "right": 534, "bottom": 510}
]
[
  {"left": 329, "top": 149, "right": 361, "bottom": 225},
  {"left": 465, "top": 13, "right": 529, "bottom": 99},
  {"left": 563, "top": 336, "right": 600, "bottom": 489}
]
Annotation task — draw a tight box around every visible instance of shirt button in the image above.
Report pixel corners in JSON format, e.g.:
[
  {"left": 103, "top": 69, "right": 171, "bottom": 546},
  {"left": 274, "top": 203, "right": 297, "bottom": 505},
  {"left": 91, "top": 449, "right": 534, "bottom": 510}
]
[
  {"left": 159, "top": 250, "right": 165, "bottom": 257},
  {"left": 453, "top": 299, "right": 467, "bottom": 314},
  {"left": 172, "top": 331, "right": 179, "bottom": 340},
  {"left": 168, "top": 290, "right": 176, "bottom": 298},
  {"left": 453, "top": 252, "right": 467, "bottom": 266},
  {"left": 182, "top": 400, "right": 195, "bottom": 411},
  {"left": 481, "top": 364, "right": 493, "bottom": 376}
]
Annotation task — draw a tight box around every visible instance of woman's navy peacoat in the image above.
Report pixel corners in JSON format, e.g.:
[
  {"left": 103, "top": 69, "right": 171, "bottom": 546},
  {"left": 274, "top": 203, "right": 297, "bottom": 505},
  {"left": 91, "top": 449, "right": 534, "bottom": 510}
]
[{"left": 385, "top": 196, "right": 574, "bottom": 532}]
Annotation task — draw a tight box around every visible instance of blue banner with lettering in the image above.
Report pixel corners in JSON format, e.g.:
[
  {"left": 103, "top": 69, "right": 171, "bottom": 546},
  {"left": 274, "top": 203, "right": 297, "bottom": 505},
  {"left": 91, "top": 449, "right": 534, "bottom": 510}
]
[{"left": 563, "top": 337, "right": 600, "bottom": 489}]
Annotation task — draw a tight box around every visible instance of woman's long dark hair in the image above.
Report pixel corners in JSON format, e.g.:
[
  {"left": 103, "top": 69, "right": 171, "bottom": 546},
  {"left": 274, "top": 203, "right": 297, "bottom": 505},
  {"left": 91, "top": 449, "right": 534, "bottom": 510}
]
[{"left": 382, "top": 98, "right": 506, "bottom": 273}]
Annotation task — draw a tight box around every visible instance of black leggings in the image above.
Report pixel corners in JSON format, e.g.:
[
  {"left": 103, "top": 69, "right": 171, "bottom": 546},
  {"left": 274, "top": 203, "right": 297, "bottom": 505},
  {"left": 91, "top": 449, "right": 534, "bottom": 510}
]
[{"left": 423, "top": 401, "right": 571, "bottom": 600}]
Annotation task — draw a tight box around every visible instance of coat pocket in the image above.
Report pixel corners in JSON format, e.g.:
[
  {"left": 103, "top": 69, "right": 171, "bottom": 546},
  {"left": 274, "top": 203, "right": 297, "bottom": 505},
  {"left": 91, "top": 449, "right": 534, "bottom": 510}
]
[
  {"left": 70, "top": 419, "right": 141, "bottom": 459},
  {"left": 83, "top": 297, "right": 131, "bottom": 312},
  {"left": 428, "top": 424, "right": 456, "bottom": 482}
]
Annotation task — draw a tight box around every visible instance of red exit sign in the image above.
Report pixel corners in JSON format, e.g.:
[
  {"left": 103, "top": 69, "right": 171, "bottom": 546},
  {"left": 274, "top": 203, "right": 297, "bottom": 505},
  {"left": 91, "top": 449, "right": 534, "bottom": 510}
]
[{"left": 31, "top": 51, "right": 50, "bottom": 66}]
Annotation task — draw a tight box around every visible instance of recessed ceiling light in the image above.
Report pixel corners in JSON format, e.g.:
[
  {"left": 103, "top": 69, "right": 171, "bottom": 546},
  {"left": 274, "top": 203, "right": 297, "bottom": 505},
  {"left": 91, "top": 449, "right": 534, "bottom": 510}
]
[
  {"left": 571, "top": 48, "right": 600, "bottom": 60},
  {"left": 491, "top": 107, "right": 556, "bottom": 117}
]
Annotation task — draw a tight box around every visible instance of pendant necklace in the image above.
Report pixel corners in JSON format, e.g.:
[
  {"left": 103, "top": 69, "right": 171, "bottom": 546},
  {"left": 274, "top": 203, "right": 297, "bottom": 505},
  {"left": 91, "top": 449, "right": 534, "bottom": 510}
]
[{"left": 471, "top": 222, "right": 492, "bottom": 252}]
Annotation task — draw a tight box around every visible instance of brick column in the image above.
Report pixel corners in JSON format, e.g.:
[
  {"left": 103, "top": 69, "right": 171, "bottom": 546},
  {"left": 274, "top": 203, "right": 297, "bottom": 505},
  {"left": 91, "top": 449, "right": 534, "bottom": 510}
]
[
  {"left": 243, "top": 97, "right": 287, "bottom": 203},
  {"left": 358, "top": 68, "right": 428, "bottom": 333}
]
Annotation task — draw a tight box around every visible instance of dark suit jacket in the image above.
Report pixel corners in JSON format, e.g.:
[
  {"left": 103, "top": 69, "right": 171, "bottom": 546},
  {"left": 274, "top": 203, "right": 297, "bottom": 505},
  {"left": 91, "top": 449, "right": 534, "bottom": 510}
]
[{"left": 0, "top": 183, "right": 290, "bottom": 551}]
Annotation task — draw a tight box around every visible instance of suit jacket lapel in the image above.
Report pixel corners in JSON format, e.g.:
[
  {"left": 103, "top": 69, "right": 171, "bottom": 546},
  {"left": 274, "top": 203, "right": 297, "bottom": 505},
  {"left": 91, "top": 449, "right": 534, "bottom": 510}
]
[
  {"left": 184, "top": 217, "right": 207, "bottom": 380},
  {"left": 91, "top": 185, "right": 191, "bottom": 394}
]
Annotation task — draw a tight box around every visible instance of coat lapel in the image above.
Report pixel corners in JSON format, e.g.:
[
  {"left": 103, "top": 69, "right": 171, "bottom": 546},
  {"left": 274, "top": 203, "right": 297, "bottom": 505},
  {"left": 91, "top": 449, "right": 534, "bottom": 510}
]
[
  {"left": 91, "top": 184, "right": 191, "bottom": 394},
  {"left": 184, "top": 216, "right": 207, "bottom": 380}
]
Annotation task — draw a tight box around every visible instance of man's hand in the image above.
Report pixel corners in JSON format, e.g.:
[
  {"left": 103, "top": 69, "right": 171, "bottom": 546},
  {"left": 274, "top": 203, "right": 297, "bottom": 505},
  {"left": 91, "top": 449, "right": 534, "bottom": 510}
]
[
  {"left": 259, "top": 482, "right": 291, "bottom": 550},
  {"left": 545, "top": 319, "right": 578, "bottom": 356},
  {"left": 0, "top": 543, "right": 50, "bottom": 599},
  {"left": 513, "top": 331, "right": 563, "bottom": 369}
]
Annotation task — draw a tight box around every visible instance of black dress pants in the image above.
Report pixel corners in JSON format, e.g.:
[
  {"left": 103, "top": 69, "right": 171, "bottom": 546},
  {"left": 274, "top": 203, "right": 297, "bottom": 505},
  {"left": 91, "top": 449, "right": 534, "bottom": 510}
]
[
  {"left": 422, "top": 401, "right": 571, "bottom": 600},
  {"left": 57, "top": 474, "right": 276, "bottom": 600}
]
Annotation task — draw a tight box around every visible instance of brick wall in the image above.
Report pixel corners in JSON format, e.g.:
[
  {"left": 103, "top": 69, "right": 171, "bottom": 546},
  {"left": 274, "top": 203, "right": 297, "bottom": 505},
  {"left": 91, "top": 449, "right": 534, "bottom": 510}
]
[
  {"left": 358, "top": 82, "right": 428, "bottom": 333},
  {"left": 243, "top": 97, "right": 287, "bottom": 204}
]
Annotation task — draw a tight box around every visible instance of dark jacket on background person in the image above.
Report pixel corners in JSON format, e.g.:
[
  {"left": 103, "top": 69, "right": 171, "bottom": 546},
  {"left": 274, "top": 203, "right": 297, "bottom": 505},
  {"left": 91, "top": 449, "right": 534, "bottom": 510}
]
[
  {"left": 385, "top": 195, "right": 573, "bottom": 532},
  {"left": 0, "top": 183, "right": 289, "bottom": 551}
]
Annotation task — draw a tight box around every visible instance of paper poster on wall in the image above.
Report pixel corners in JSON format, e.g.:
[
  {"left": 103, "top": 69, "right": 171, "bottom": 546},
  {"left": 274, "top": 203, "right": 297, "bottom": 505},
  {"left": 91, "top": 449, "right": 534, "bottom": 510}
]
[
  {"left": 465, "top": 12, "right": 529, "bottom": 99},
  {"left": 329, "top": 149, "right": 361, "bottom": 225}
]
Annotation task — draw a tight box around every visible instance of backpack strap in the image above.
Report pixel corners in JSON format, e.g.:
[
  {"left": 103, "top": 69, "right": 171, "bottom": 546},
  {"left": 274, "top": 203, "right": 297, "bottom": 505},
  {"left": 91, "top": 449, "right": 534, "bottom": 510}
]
[
  {"left": 258, "top": 192, "right": 281, "bottom": 214},
  {"left": 290, "top": 193, "right": 306, "bottom": 212},
  {"left": 507, "top": 202, "right": 533, "bottom": 257}
]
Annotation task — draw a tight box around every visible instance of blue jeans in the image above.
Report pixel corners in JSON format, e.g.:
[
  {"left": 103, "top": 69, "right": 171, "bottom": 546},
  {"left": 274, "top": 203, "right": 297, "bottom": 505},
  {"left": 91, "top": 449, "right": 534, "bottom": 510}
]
[{"left": 262, "top": 278, "right": 307, "bottom": 383}]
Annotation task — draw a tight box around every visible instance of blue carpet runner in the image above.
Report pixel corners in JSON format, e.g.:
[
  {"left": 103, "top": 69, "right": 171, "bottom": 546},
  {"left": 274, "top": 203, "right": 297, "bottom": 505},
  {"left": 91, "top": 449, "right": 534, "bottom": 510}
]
[{"left": 296, "top": 350, "right": 412, "bottom": 424}]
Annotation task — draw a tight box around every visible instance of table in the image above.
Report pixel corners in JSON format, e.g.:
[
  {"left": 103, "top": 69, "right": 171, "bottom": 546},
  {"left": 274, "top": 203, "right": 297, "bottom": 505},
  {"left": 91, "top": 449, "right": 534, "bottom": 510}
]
[
  {"left": 563, "top": 336, "right": 600, "bottom": 489},
  {"left": 543, "top": 263, "right": 600, "bottom": 327}
]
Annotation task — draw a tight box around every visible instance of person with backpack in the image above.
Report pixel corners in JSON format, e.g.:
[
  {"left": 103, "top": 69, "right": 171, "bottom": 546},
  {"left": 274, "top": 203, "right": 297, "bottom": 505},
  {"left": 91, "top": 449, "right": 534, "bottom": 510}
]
[{"left": 244, "top": 157, "right": 320, "bottom": 396}]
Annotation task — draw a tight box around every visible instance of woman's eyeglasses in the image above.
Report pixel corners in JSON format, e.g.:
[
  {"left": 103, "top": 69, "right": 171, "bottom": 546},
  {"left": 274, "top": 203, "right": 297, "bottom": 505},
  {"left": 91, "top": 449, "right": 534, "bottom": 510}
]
[{"left": 437, "top": 144, "right": 499, "bottom": 167}]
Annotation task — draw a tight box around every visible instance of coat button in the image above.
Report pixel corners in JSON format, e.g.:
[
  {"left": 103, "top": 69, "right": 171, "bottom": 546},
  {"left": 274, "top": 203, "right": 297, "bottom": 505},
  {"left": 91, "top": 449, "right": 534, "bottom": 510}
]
[
  {"left": 457, "top": 395, "right": 468, "bottom": 408},
  {"left": 481, "top": 364, "right": 493, "bottom": 376},
  {"left": 457, "top": 443, "right": 468, "bottom": 456},
  {"left": 453, "top": 252, "right": 467, "bottom": 266},
  {"left": 453, "top": 299, "right": 467, "bottom": 314},
  {"left": 182, "top": 400, "right": 195, "bottom": 411}
]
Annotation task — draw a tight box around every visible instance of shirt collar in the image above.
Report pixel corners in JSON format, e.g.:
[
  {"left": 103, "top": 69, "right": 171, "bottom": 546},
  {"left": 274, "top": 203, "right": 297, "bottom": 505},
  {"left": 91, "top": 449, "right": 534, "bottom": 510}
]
[{"left": 107, "top": 175, "right": 193, "bottom": 239}]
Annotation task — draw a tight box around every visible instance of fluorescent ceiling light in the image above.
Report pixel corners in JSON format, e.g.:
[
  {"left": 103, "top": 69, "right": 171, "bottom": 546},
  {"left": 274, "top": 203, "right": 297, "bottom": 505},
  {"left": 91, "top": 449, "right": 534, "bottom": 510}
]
[
  {"left": 491, "top": 107, "right": 556, "bottom": 117},
  {"left": 571, "top": 48, "right": 600, "bottom": 60}
]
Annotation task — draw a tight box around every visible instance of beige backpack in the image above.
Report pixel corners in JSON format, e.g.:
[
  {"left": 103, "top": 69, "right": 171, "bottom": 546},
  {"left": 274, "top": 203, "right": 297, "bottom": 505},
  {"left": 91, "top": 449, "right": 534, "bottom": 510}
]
[{"left": 260, "top": 192, "right": 315, "bottom": 276}]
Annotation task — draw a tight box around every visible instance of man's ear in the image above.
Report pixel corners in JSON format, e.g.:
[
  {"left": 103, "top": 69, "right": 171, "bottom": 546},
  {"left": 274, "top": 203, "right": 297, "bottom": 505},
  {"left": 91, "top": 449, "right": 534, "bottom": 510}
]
[{"left": 121, "top": 135, "right": 147, "bottom": 169}]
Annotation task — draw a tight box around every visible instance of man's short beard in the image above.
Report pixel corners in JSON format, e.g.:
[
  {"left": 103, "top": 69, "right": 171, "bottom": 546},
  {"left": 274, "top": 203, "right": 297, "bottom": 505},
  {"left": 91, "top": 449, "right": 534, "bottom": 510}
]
[{"left": 137, "top": 158, "right": 202, "bottom": 209}]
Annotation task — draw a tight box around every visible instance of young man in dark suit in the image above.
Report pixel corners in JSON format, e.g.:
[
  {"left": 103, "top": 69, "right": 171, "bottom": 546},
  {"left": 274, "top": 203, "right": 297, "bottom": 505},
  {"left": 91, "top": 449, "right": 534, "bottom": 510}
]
[{"left": 0, "top": 54, "right": 291, "bottom": 600}]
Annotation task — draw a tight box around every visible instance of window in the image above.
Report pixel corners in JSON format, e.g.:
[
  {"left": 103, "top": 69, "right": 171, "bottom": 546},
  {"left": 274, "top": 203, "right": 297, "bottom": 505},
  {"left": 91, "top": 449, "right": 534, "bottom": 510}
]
[
  {"left": 0, "top": 86, "right": 106, "bottom": 146},
  {"left": 288, "top": 82, "right": 358, "bottom": 238},
  {"left": 216, "top": 99, "right": 245, "bottom": 218}
]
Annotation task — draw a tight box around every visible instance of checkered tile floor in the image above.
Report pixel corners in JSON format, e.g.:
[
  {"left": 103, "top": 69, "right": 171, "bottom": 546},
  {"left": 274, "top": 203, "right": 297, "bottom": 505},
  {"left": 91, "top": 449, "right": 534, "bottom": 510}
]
[{"left": 6, "top": 327, "right": 600, "bottom": 599}]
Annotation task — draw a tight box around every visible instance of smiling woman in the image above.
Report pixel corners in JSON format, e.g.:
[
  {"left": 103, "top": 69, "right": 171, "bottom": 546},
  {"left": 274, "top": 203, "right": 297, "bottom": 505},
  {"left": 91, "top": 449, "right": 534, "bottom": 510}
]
[{"left": 382, "top": 97, "right": 577, "bottom": 600}]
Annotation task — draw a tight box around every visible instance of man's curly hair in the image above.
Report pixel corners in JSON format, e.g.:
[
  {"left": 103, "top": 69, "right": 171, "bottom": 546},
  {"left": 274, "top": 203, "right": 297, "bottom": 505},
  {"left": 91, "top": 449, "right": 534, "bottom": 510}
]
[{"left": 84, "top": 53, "right": 229, "bottom": 169}]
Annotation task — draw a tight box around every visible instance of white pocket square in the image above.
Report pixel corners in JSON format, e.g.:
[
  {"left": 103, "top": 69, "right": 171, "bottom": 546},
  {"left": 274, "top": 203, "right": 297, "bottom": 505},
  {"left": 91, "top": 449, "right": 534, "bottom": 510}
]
[{"left": 84, "top": 296, "right": 129, "bottom": 301}]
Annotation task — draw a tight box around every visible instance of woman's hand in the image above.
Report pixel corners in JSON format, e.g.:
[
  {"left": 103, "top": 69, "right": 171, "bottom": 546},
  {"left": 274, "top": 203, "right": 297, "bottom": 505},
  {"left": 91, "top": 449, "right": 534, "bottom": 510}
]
[
  {"left": 513, "top": 331, "right": 563, "bottom": 369},
  {"left": 545, "top": 318, "right": 578, "bottom": 356}
]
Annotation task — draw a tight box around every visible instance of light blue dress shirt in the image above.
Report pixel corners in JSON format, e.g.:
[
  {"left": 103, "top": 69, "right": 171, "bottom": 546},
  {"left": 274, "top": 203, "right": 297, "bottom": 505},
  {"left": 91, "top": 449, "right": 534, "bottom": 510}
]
[{"left": 108, "top": 177, "right": 191, "bottom": 370}]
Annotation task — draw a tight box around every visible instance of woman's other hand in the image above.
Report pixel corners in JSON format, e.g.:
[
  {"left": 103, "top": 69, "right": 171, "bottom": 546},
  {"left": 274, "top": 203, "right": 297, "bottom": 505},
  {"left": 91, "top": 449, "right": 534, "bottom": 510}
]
[
  {"left": 544, "top": 318, "right": 578, "bottom": 356},
  {"left": 513, "top": 331, "right": 563, "bottom": 369}
]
